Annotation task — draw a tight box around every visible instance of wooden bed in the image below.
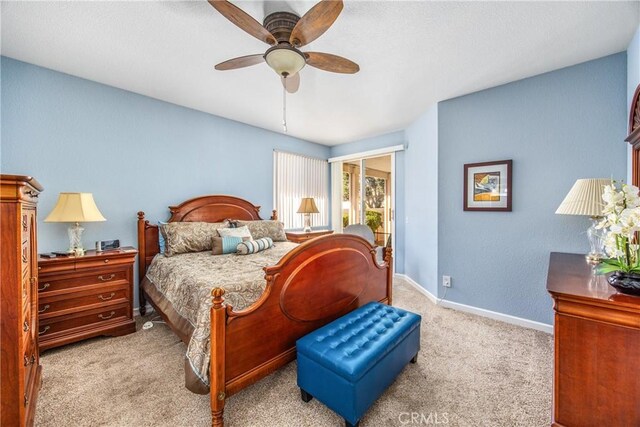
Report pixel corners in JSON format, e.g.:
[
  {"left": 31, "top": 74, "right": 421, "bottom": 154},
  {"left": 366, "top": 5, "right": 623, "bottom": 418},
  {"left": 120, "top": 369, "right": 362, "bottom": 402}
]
[{"left": 136, "top": 195, "right": 393, "bottom": 426}]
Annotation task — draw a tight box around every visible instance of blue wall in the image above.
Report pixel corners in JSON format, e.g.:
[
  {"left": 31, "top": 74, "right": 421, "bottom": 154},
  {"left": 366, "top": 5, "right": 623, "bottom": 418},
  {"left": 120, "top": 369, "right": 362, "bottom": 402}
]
[
  {"left": 329, "top": 131, "right": 406, "bottom": 273},
  {"left": 403, "top": 105, "right": 438, "bottom": 296},
  {"left": 437, "top": 53, "right": 627, "bottom": 324},
  {"left": 1, "top": 57, "right": 330, "bottom": 307}
]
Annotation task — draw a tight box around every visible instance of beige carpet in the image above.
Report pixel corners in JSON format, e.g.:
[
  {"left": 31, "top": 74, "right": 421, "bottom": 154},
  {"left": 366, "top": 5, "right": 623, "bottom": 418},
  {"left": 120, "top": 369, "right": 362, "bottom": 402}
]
[{"left": 35, "top": 278, "right": 553, "bottom": 426}]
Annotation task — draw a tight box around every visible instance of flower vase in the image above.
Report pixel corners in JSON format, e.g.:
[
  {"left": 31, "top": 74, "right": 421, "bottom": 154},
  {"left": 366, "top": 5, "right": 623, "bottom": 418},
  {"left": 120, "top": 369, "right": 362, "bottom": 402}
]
[{"left": 607, "top": 271, "right": 640, "bottom": 296}]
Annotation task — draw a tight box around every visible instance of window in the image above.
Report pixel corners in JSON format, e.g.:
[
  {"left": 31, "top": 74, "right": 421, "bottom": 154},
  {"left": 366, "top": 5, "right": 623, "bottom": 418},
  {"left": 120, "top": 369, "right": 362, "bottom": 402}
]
[{"left": 273, "top": 151, "right": 329, "bottom": 229}]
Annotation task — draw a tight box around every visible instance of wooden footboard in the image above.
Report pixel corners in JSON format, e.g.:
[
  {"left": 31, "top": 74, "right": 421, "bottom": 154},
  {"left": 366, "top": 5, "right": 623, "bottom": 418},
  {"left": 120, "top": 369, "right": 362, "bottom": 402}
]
[{"left": 209, "top": 234, "right": 393, "bottom": 426}]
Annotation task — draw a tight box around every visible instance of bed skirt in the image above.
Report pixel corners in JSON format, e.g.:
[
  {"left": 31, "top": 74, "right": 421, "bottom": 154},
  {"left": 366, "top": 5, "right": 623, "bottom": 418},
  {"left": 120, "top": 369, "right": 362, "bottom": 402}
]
[{"left": 141, "top": 277, "right": 210, "bottom": 394}]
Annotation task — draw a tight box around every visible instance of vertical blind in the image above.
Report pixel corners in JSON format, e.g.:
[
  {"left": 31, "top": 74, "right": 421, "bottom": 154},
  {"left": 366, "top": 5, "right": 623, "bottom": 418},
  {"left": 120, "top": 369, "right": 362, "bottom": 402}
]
[{"left": 273, "top": 151, "right": 329, "bottom": 229}]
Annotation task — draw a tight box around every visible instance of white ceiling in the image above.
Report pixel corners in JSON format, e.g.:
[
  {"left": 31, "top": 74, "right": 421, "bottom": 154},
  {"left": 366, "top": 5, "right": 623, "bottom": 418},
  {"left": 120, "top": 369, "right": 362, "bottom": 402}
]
[{"left": 2, "top": 1, "right": 639, "bottom": 145}]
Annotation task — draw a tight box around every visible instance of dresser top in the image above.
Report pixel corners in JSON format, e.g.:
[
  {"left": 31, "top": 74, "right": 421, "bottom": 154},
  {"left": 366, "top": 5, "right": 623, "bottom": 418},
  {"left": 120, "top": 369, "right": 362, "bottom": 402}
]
[
  {"left": 39, "top": 246, "right": 137, "bottom": 265},
  {"left": 547, "top": 252, "right": 640, "bottom": 308}
]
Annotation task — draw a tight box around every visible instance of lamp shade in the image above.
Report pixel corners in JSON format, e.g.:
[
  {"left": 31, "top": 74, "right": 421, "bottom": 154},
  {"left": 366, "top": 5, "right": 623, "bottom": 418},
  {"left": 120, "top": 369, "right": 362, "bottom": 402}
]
[
  {"left": 555, "top": 179, "right": 610, "bottom": 217},
  {"left": 44, "top": 193, "right": 106, "bottom": 223},
  {"left": 297, "top": 197, "right": 319, "bottom": 214}
]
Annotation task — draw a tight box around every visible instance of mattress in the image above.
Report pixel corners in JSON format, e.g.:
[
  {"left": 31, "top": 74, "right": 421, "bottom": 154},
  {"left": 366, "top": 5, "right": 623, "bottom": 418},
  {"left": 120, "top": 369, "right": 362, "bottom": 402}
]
[{"left": 143, "top": 242, "right": 299, "bottom": 393}]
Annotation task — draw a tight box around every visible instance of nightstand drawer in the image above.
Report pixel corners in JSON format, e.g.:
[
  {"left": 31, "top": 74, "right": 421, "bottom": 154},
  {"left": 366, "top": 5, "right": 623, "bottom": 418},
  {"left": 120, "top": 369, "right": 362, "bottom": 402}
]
[
  {"left": 38, "top": 304, "right": 130, "bottom": 339},
  {"left": 39, "top": 285, "right": 128, "bottom": 318},
  {"left": 38, "top": 269, "right": 129, "bottom": 294}
]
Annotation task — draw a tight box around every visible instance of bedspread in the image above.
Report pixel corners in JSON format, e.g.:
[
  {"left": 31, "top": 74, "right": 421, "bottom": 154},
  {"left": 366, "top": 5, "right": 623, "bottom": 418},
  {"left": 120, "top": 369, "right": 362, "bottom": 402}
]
[{"left": 144, "top": 242, "right": 299, "bottom": 391}]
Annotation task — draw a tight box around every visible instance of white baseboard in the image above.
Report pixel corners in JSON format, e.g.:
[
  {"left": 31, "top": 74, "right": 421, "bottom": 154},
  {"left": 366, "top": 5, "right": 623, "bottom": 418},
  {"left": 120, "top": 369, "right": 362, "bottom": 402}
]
[
  {"left": 394, "top": 273, "right": 553, "bottom": 334},
  {"left": 395, "top": 273, "right": 437, "bottom": 304},
  {"left": 133, "top": 304, "right": 154, "bottom": 317}
]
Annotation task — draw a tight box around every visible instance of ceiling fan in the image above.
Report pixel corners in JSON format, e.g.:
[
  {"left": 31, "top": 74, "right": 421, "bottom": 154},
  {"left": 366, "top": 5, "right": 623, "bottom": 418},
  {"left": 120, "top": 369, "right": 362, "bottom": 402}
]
[{"left": 209, "top": 0, "right": 359, "bottom": 94}]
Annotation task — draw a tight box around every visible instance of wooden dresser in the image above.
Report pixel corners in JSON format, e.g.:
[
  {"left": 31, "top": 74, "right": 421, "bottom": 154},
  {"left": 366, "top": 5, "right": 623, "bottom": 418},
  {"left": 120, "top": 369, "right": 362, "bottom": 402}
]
[
  {"left": 547, "top": 252, "right": 640, "bottom": 427},
  {"left": 37, "top": 247, "right": 138, "bottom": 351},
  {"left": 285, "top": 229, "right": 333, "bottom": 243},
  {"left": 1, "top": 175, "right": 43, "bottom": 426}
]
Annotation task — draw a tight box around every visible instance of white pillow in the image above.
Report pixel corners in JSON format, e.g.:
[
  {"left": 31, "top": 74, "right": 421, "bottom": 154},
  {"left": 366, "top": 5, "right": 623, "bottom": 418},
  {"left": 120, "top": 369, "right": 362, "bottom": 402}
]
[{"left": 217, "top": 225, "right": 253, "bottom": 240}]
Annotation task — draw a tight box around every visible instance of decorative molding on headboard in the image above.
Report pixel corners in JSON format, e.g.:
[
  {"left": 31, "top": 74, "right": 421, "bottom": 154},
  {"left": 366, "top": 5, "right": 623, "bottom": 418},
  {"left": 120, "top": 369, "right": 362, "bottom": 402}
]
[
  {"left": 626, "top": 84, "right": 640, "bottom": 188},
  {"left": 626, "top": 84, "right": 640, "bottom": 146}
]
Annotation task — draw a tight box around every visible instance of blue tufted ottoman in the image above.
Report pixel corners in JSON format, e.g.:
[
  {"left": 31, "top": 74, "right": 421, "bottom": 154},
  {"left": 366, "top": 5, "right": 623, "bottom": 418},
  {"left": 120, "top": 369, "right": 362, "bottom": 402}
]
[{"left": 296, "top": 302, "right": 421, "bottom": 427}]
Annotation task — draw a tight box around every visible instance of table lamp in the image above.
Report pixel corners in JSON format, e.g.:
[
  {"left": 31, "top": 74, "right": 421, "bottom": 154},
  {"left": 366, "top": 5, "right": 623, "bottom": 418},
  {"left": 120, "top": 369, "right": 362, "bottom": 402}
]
[
  {"left": 45, "top": 193, "right": 106, "bottom": 255},
  {"left": 297, "top": 197, "right": 319, "bottom": 233},
  {"left": 555, "top": 178, "right": 609, "bottom": 263}
]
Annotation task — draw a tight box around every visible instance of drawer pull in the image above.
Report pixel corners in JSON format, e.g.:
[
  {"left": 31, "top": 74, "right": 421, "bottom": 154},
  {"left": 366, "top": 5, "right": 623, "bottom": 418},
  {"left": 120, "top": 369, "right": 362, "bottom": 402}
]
[
  {"left": 104, "top": 259, "right": 110, "bottom": 263},
  {"left": 38, "top": 304, "right": 50, "bottom": 314},
  {"left": 98, "top": 311, "right": 116, "bottom": 320},
  {"left": 98, "top": 274, "right": 115, "bottom": 282},
  {"left": 23, "top": 354, "right": 35, "bottom": 366},
  {"left": 38, "top": 326, "right": 50, "bottom": 336},
  {"left": 98, "top": 293, "right": 116, "bottom": 301},
  {"left": 38, "top": 283, "right": 50, "bottom": 291},
  {"left": 23, "top": 321, "right": 29, "bottom": 332}
]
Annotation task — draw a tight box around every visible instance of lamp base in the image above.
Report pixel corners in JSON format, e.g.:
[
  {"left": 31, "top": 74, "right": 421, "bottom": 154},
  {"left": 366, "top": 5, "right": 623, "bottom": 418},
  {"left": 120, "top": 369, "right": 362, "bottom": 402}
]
[
  {"left": 68, "top": 222, "right": 85, "bottom": 255},
  {"left": 585, "top": 253, "right": 603, "bottom": 265},
  {"left": 586, "top": 216, "right": 605, "bottom": 264},
  {"left": 303, "top": 213, "right": 312, "bottom": 233}
]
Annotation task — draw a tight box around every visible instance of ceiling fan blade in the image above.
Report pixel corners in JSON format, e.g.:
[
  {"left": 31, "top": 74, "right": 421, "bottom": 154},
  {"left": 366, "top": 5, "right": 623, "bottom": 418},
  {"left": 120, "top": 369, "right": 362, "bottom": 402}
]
[
  {"left": 305, "top": 52, "right": 359, "bottom": 74},
  {"left": 289, "top": 0, "right": 343, "bottom": 47},
  {"left": 215, "top": 54, "right": 265, "bottom": 71},
  {"left": 281, "top": 73, "right": 300, "bottom": 93},
  {"left": 208, "top": 0, "right": 276, "bottom": 46}
]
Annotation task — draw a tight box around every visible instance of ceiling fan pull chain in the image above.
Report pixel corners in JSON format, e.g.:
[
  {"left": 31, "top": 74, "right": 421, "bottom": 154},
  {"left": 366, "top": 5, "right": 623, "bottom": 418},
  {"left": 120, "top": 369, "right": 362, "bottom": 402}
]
[{"left": 282, "top": 80, "right": 288, "bottom": 133}]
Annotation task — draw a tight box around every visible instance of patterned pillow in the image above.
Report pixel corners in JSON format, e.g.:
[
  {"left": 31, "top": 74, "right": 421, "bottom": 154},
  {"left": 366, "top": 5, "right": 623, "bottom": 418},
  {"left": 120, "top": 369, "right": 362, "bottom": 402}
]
[
  {"left": 217, "top": 225, "right": 253, "bottom": 240},
  {"left": 236, "top": 237, "right": 274, "bottom": 255},
  {"left": 212, "top": 236, "right": 246, "bottom": 255},
  {"left": 235, "top": 220, "right": 287, "bottom": 242},
  {"left": 162, "top": 221, "right": 228, "bottom": 257}
]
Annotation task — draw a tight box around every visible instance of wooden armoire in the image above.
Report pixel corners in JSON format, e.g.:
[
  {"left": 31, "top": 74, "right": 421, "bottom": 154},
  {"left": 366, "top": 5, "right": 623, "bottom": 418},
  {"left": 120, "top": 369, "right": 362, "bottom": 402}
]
[{"left": 1, "top": 174, "right": 43, "bottom": 426}]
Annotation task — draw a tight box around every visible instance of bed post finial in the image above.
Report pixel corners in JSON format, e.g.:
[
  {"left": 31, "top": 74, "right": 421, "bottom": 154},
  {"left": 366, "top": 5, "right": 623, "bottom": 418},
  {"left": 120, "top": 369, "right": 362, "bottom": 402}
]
[
  {"left": 212, "top": 288, "right": 225, "bottom": 308},
  {"left": 271, "top": 210, "right": 278, "bottom": 221},
  {"left": 137, "top": 211, "right": 145, "bottom": 220}
]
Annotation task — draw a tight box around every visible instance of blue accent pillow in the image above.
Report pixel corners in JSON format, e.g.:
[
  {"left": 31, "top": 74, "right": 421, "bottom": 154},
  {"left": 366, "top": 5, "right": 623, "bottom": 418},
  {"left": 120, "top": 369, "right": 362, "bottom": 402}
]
[
  {"left": 212, "top": 236, "right": 244, "bottom": 255},
  {"left": 158, "top": 221, "right": 168, "bottom": 253},
  {"left": 236, "top": 237, "right": 274, "bottom": 255}
]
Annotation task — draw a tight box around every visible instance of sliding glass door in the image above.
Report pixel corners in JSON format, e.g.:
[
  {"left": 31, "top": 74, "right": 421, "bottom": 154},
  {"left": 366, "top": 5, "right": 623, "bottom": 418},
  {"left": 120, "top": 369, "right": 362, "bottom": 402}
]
[{"left": 341, "top": 154, "right": 393, "bottom": 247}]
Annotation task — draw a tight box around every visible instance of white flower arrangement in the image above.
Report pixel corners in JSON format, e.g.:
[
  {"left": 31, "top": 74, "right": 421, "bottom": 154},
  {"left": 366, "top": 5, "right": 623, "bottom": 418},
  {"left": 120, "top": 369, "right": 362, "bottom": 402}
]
[{"left": 597, "top": 181, "right": 640, "bottom": 274}]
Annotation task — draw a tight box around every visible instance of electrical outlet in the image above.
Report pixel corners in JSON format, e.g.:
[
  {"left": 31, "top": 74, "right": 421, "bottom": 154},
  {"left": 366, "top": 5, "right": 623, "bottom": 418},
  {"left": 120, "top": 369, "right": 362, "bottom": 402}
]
[{"left": 442, "top": 275, "right": 452, "bottom": 288}]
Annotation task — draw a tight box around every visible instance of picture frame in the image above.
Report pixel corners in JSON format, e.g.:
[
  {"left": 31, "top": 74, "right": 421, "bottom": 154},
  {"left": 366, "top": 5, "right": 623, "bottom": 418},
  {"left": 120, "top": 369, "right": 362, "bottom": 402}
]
[{"left": 463, "top": 160, "right": 512, "bottom": 211}]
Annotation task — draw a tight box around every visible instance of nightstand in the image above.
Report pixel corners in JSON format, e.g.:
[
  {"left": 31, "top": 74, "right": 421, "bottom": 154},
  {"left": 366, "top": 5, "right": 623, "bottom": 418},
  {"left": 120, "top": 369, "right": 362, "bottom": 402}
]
[
  {"left": 37, "top": 247, "right": 138, "bottom": 351},
  {"left": 285, "top": 229, "right": 334, "bottom": 243}
]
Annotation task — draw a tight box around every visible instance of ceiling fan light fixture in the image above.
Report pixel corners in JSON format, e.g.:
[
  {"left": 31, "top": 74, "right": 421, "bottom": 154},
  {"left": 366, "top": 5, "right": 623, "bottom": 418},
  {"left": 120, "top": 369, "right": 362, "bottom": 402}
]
[{"left": 264, "top": 46, "right": 306, "bottom": 77}]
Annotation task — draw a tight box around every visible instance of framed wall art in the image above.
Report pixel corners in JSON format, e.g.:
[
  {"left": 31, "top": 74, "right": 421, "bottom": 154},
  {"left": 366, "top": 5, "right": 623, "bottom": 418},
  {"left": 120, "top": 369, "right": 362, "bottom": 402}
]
[{"left": 463, "top": 160, "right": 512, "bottom": 211}]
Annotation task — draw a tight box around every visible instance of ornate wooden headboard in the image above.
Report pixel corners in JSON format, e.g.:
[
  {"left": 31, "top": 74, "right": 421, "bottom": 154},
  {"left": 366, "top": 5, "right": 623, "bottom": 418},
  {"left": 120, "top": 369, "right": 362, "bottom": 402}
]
[
  {"left": 626, "top": 84, "right": 640, "bottom": 186},
  {"left": 137, "top": 195, "right": 276, "bottom": 283}
]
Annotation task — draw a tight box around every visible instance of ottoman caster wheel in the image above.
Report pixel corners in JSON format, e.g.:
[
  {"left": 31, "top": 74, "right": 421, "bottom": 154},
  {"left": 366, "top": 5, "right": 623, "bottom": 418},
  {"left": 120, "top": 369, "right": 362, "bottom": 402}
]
[
  {"left": 346, "top": 420, "right": 360, "bottom": 427},
  {"left": 300, "top": 389, "right": 313, "bottom": 403}
]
